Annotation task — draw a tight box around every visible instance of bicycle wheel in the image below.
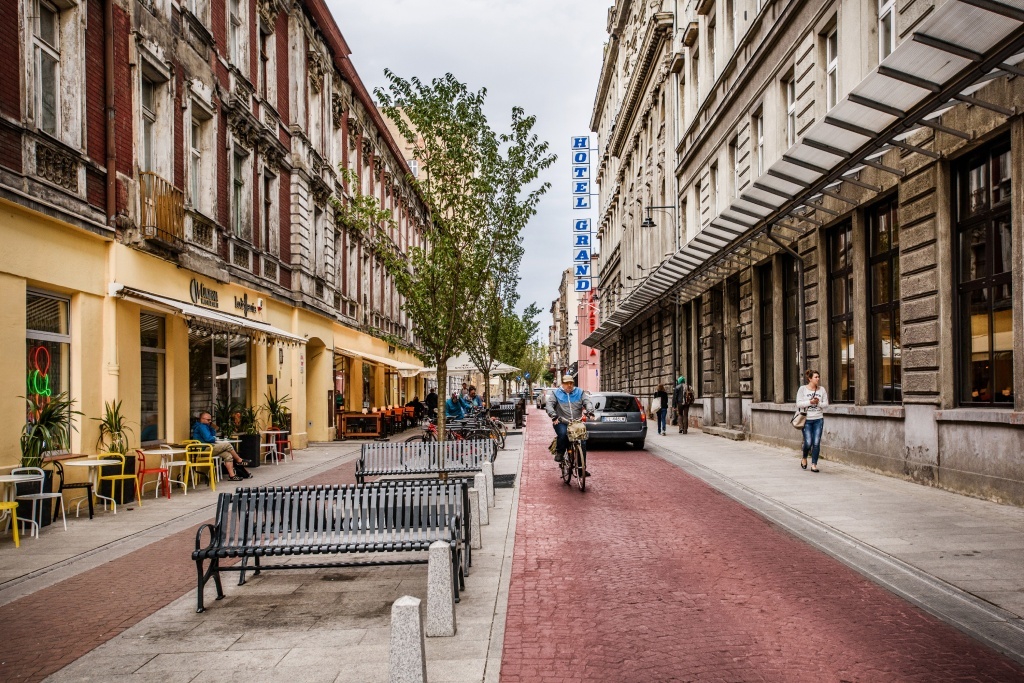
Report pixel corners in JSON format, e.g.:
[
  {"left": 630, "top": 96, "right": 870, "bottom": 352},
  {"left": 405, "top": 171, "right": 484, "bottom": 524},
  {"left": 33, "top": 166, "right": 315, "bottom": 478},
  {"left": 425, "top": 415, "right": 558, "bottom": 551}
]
[
  {"left": 490, "top": 425, "right": 506, "bottom": 450},
  {"left": 560, "top": 452, "right": 573, "bottom": 485},
  {"left": 404, "top": 435, "right": 425, "bottom": 443},
  {"left": 575, "top": 442, "right": 586, "bottom": 492}
]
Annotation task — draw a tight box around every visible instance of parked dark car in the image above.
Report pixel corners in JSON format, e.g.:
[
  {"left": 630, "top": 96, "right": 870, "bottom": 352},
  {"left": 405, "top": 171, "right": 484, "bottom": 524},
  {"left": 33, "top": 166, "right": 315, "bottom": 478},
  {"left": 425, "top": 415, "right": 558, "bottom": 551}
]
[{"left": 585, "top": 392, "right": 647, "bottom": 449}]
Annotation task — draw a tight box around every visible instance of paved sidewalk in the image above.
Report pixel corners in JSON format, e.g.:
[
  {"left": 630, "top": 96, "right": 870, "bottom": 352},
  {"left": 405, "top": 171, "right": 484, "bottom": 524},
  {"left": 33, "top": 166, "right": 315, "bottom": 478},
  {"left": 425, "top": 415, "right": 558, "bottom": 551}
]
[
  {"left": 21, "top": 434, "right": 524, "bottom": 683},
  {"left": 501, "top": 410, "right": 1024, "bottom": 681}
]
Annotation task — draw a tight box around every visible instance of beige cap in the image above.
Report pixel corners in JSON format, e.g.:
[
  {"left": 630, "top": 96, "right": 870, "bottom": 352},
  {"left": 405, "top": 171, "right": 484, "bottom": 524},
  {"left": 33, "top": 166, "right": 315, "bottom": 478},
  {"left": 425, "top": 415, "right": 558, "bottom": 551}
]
[{"left": 561, "top": 375, "right": 575, "bottom": 383}]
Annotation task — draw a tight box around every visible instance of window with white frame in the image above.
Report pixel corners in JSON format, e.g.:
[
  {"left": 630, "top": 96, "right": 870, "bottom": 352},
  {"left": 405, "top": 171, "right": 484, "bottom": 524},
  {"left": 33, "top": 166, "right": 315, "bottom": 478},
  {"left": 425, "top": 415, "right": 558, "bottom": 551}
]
[
  {"left": 879, "top": 0, "right": 895, "bottom": 61},
  {"left": 753, "top": 108, "right": 764, "bottom": 177},
  {"left": 262, "top": 170, "right": 277, "bottom": 254},
  {"left": 785, "top": 73, "right": 797, "bottom": 147},
  {"left": 186, "top": 0, "right": 208, "bottom": 22},
  {"left": 33, "top": 0, "right": 60, "bottom": 137},
  {"left": 228, "top": 0, "right": 243, "bottom": 66},
  {"left": 141, "top": 77, "right": 157, "bottom": 173},
  {"left": 826, "top": 26, "right": 839, "bottom": 110},
  {"left": 189, "top": 104, "right": 214, "bottom": 216},
  {"left": 232, "top": 150, "right": 251, "bottom": 241},
  {"left": 190, "top": 120, "right": 201, "bottom": 201}
]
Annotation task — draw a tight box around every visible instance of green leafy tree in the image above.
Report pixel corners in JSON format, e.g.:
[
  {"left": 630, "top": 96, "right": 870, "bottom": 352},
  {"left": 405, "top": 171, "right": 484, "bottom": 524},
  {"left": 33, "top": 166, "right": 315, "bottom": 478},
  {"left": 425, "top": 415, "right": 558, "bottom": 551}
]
[{"left": 517, "top": 342, "right": 550, "bottom": 394}]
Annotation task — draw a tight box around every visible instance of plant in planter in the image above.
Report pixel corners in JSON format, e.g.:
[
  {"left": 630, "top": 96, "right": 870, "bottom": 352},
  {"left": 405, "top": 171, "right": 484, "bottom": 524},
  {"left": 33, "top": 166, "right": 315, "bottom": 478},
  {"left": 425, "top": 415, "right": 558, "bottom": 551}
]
[
  {"left": 94, "top": 400, "right": 134, "bottom": 454},
  {"left": 213, "top": 399, "right": 239, "bottom": 439},
  {"left": 20, "top": 393, "right": 81, "bottom": 526},
  {"left": 236, "top": 406, "right": 264, "bottom": 464},
  {"left": 263, "top": 392, "right": 291, "bottom": 430}
]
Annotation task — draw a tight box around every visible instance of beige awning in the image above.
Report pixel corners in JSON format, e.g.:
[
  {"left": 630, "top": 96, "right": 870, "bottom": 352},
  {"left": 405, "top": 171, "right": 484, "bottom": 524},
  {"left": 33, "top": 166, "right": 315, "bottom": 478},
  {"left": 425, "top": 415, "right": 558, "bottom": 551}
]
[
  {"left": 111, "top": 284, "right": 306, "bottom": 345},
  {"left": 337, "top": 347, "right": 422, "bottom": 376}
]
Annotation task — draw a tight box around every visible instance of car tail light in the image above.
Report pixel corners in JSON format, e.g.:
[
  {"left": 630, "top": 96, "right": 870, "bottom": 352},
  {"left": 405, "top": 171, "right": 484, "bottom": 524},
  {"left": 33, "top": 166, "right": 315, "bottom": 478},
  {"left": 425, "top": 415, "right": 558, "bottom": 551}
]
[{"left": 635, "top": 397, "right": 646, "bottom": 422}]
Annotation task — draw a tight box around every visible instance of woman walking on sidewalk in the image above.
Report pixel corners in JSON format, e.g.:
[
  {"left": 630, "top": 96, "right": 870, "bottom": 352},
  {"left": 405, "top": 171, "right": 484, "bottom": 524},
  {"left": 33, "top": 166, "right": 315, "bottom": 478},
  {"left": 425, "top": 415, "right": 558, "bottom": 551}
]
[
  {"left": 796, "top": 369, "right": 829, "bottom": 472},
  {"left": 653, "top": 384, "right": 669, "bottom": 436}
]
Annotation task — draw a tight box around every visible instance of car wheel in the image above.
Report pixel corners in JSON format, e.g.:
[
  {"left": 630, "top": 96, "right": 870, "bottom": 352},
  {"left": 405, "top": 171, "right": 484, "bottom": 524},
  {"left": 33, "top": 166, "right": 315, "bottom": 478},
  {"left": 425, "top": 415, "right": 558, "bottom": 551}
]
[{"left": 632, "top": 439, "right": 645, "bottom": 450}]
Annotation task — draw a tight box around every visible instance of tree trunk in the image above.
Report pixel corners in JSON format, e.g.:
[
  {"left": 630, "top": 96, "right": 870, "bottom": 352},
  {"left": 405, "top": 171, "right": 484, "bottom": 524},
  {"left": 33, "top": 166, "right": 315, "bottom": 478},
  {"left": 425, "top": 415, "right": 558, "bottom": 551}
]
[
  {"left": 437, "top": 361, "right": 448, "bottom": 442},
  {"left": 483, "top": 370, "right": 491, "bottom": 408}
]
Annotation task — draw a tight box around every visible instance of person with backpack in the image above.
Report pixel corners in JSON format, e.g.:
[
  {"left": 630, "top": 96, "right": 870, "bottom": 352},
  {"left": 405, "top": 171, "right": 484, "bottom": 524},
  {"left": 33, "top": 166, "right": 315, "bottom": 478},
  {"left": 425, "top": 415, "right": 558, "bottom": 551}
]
[
  {"left": 673, "top": 376, "right": 695, "bottom": 434},
  {"left": 652, "top": 384, "right": 669, "bottom": 436}
]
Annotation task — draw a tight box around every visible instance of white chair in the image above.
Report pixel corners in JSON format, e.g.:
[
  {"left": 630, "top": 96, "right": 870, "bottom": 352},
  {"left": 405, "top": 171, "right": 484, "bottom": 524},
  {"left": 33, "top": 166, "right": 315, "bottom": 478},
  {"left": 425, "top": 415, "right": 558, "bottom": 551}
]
[
  {"left": 161, "top": 444, "right": 190, "bottom": 495},
  {"left": 260, "top": 441, "right": 279, "bottom": 465},
  {"left": 12, "top": 467, "right": 66, "bottom": 538}
]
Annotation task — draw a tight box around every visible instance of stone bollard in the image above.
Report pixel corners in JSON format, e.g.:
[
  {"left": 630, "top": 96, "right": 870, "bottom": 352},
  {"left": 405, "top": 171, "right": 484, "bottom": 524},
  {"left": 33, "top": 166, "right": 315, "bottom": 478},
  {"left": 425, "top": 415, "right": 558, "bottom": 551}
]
[
  {"left": 426, "top": 540, "right": 457, "bottom": 637},
  {"left": 481, "top": 461, "right": 495, "bottom": 508},
  {"left": 473, "top": 473, "right": 489, "bottom": 525},
  {"left": 389, "top": 595, "right": 427, "bottom": 682},
  {"left": 468, "top": 488, "right": 482, "bottom": 550}
]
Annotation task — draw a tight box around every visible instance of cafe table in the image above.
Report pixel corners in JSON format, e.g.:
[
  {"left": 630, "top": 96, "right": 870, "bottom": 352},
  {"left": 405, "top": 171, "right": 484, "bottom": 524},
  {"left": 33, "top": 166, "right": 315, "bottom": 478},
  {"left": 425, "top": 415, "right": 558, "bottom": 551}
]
[
  {"left": 63, "top": 458, "right": 120, "bottom": 512},
  {"left": 259, "top": 430, "right": 286, "bottom": 464}
]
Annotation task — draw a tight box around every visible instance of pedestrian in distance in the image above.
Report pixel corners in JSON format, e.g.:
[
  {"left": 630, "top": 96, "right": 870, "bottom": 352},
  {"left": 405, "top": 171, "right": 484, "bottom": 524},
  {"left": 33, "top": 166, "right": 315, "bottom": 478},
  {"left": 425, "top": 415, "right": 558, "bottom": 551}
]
[
  {"left": 796, "top": 369, "right": 829, "bottom": 472},
  {"left": 425, "top": 388, "right": 438, "bottom": 418},
  {"left": 673, "top": 376, "right": 695, "bottom": 434},
  {"left": 652, "top": 384, "right": 669, "bottom": 436}
]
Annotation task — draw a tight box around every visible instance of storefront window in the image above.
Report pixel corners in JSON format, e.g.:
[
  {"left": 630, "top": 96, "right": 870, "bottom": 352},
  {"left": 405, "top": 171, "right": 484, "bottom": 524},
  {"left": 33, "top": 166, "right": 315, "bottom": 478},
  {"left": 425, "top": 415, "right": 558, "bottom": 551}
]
[
  {"left": 26, "top": 290, "right": 70, "bottom": 418},
  {"left": 189, "top": 330, "right": 249, "bottom": 420},
  {"left": 333, "top": 354, "right": 349, "bottom": 411},
  {"left": 362, "top": 362, "right": 374, "bottom": 409},
  {"left": 829, "top": 222, "right": 855, "bottom": 402},
  {"left": 140, "top": 313, "right": 165, "bottom": 442},
  {"left": 869, "top": 198, "right": 901, "bottom": 403},
  {"left": 759, "top": 264, "right": 774, "bottom": 401},
  {"left": 783, "top": 256, "right": 800, "bottom": 401},
  {"left": 957, "top": 140, "right": 1013, "bottom": 406}
]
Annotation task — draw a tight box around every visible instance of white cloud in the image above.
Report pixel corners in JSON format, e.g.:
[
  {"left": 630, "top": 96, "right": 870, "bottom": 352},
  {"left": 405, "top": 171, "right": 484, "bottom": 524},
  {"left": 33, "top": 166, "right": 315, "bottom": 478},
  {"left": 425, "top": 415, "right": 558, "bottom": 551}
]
[{"left": 326, "top": 0, "right": 608, "bottom": 334}]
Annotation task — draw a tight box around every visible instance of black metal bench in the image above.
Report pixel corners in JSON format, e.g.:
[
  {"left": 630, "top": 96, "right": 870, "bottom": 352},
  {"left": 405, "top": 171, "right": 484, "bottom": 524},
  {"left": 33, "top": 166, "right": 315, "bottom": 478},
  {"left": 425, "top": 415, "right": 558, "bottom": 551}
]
[
  {"left": 356, "top": 439, "right": 495, "bottom": 485},
  {"left": 191, "top": 482, "right": 465, "bottom": 612},
  {"left": 492, "top": 402, "right": 516, "bottom": 424}
]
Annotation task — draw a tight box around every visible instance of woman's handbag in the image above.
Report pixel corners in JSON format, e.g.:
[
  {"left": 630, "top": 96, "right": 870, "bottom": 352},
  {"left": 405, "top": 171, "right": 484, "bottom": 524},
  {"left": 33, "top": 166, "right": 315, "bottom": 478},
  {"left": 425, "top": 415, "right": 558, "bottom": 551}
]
[
  {"left": 651, "top": 396, "right": 662, "bottom": 414},
  {"left": 791, "top": 410, "right": 807, "bottom": 429}
]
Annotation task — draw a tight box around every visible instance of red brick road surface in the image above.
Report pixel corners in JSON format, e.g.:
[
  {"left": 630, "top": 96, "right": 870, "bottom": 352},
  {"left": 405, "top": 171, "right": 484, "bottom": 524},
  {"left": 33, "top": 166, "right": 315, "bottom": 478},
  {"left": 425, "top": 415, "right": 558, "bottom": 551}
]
[
  {"left": 0, "top": 459, "right": 358, "bottom": 682},
  {"left": 501, "top": 414, "right": 1024, "bottom": 682}
]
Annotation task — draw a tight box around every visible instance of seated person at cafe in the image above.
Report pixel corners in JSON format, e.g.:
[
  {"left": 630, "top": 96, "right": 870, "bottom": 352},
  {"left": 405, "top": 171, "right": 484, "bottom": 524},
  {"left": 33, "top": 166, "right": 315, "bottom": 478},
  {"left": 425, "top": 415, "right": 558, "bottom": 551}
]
[
  {"left": 425, "top": 389, "right": 438, "bottom": 417},
  {"left": 465, "top": 386, "right": 484, "bottom": 411},
  {"left": 191, "top": 411, "right": 253, "bottom": 481},
  {"left": 445, "top": 392, "right": 465, "bottom": 420},
  {"left": 406, "top": 396, "right": 424, "bottom": 418}
]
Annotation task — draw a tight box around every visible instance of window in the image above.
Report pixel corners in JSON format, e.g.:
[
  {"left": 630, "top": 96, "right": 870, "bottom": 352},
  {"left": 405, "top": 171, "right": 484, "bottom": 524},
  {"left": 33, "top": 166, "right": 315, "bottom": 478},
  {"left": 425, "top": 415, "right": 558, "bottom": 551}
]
[
  {"left": 259, "top": 32, "right": 269, "bottom": 98},
  {"left": 229, "top": 0, "right": 242, "bottom": 65},
  {"left": 407, "top": 158, "right": 418, "bottom": 178},
  {"left": 140, "top": 314, "right": 165, "bottom": 443},
  {"left": 783, "top": 256, "right": 800, "bottom": 400},
  {"left": 141, "top": 78, "right": 156, "bottom": 173},
  {"left": 728, "top": 0, "right": 738, "bottom": 49},
  {"left": 829, "top": 222, "right": 855, "bottom": 402},
  {"left": 695, "top": 297, "right": 703, "bottom": 396},
  {"left": 785, "top": 73, "right": 797, "bottom": 147},
  {"left": 879, "top": 0, "right": 896, "bottom": 61},
  {"left": 33, "top": 0, "right": 60, "bottom": 136},
  {"left": 710, "top": 163, "right": 719, "bottom": 215},
  {"left": 189, "top": 109, "right": 213, "bottom": 215},
  {"left": 869, "top": 198, "right": 901, "bottom": 403},
  {"left": 692, "top": 50, "right": 700, "bottom": 103},
  {"left": 729, "top": 136, "right": 739, "bottom": 197},
  {"left": 825, "top": 26, "right": 839, "bottom": 110},
  {"left": 753, "top": 109, "right": 764, "bottom": 176},
  {"left": 26, "top": 290, "right": 71, "bottom": 416},
  {"left": 262, "top": 171, "right": 276, "bottom": 253},
  {"left": 708, "top": 18, "right": 716, "bottom": 78},
  {"left": 190, "top": 121, "right": 202, "bottom": 202},
  {"left": 232, "top": 152, "right": 250, "bottom": 241},
  {"left": 956, "top": 140, "right": 1013, "bottom": 406},
  {"left": 760, "top": 264, "right": 775, "bottom": 401}
]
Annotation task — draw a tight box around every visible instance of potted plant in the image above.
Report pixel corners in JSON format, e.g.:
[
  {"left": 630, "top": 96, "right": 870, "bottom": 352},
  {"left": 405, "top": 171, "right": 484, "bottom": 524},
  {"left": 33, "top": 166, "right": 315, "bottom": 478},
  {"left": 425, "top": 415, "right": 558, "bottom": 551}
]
[
  {"left": 263, "top": 392, "right": 291, "bottom": 431},
  {"left": 236, "top": 405, "right": 263, "bottom": 464},
  {"left": 213, "top": 399, "right": 239, "bottom": 439},
  {"left": 94, "top": 400, "right": 136, "bottom": 504},
  {"left": 20, "top": 393, "right": 81, "bottom": 526}
]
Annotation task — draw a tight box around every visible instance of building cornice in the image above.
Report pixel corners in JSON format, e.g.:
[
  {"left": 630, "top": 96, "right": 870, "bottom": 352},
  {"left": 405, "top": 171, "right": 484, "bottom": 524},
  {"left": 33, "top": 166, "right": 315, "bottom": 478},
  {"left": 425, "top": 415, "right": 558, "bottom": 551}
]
[{"left": 607, "top": 12, "right": 674, "bottom": 159}]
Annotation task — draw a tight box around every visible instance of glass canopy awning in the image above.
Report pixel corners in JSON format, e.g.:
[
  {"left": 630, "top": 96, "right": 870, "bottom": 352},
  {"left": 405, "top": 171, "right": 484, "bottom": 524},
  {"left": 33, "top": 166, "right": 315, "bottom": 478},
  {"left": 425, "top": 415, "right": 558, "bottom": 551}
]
[{"left": 585, "top": 0, "right": 1024, "bottom": 349}]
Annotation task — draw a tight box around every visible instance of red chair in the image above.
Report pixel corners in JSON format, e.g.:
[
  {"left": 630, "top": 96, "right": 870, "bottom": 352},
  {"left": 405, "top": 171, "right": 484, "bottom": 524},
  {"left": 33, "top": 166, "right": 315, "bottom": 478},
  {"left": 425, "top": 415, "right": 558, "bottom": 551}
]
[{"left": 136, "top": 449, "right": 170, "bottom": 500}]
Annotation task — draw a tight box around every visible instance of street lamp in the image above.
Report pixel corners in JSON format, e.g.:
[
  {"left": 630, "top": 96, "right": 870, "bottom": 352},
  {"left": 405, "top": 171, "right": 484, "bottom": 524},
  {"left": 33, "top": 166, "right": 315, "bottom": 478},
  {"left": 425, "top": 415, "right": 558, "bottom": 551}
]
[{"left": 641, "top": 204, "right": 677, "bottom": 228}]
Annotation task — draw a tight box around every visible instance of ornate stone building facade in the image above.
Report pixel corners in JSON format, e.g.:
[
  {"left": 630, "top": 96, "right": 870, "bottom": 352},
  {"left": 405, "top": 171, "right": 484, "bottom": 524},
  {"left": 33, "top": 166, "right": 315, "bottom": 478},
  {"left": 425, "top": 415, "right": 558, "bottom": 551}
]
[
  {"left": 588, "top": 0, "right": 1024, "bottom": 504},
  {"left": 0, "top": 0, "right": 428, "bottom": 459}
]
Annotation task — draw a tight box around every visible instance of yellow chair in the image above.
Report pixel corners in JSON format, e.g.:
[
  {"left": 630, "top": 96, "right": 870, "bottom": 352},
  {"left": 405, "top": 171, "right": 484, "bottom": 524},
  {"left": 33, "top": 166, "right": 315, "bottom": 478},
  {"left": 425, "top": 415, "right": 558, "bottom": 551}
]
[
  {"left": 97, "top": 452, "right": 142, "bottom": 514},
  {"left": 185, "top": 444, "right": 216, "bottom": 492},
  {"left": 0, "top": 501, "right": 20, "bottom": 548}
]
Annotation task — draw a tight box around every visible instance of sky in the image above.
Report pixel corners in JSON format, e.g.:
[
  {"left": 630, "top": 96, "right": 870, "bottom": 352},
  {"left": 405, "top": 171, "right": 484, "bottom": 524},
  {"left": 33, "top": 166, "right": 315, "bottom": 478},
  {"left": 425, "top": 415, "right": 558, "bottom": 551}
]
[{"left": 327, "top": 0, "right": 609, "bottom": 331}]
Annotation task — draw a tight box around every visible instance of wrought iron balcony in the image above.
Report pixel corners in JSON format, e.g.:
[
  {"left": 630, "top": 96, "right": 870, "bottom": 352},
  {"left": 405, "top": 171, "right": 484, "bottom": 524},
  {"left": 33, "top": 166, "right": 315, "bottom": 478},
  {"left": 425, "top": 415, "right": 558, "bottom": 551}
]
[{"left": 139, "top": 171, "right": 185, "bottom": 251}]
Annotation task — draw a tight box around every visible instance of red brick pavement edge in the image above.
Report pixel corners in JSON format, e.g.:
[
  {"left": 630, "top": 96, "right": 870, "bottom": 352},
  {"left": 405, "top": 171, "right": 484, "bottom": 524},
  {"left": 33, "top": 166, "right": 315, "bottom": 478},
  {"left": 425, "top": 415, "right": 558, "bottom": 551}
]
[
  {"left": 500, "top": 411, "right": 1024, "bottom": 682},
  {"left": 0, "top": 460, "right": 358, "bottom": 682}
]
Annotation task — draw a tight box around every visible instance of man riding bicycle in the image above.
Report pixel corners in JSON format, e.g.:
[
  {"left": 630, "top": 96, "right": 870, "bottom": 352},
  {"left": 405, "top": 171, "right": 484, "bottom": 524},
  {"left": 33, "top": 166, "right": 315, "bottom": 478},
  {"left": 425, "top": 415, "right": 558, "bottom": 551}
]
[{"left": 545, "top": 375, "right": 594, "bottom": 466}]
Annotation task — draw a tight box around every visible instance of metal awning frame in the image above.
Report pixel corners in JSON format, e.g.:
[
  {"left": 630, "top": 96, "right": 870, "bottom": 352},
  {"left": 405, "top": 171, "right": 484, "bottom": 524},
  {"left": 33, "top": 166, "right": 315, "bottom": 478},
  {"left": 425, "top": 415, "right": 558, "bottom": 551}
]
[{"left": 585, "top": 0, "right": 1024, "bottom": 349}]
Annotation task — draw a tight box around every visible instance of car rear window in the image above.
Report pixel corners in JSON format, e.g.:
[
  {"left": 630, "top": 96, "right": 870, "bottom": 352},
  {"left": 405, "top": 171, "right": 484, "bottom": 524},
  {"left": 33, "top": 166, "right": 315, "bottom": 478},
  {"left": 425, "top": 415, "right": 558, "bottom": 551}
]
[{"left": 595, "top": 395, "right": 636, "bottom": 412}]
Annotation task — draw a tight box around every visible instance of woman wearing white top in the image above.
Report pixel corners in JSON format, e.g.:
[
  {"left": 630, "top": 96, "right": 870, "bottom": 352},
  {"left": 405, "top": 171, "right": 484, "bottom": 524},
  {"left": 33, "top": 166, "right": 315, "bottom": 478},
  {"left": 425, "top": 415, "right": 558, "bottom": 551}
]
[{"left": 795, "top": 369, "right": 829, "bottom": 472}]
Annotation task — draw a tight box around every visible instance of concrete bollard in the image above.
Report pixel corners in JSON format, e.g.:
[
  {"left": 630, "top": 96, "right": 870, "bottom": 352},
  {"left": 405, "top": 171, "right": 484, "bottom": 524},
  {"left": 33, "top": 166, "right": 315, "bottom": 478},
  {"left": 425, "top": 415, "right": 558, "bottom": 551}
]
[
  {"left": 426, "top": 540, "right": 457, "bottom": 637},
  {"left": 481, "top": 461, "right": 495, "bottom": 508},
  {"left": 473, "top": 473, "right": 489, "bottom": 525},
  {"left": 468, "top": 488, "right": 482, "bottom": 550},
  {"left": 389, "top": 595, "right": 427, "bottom": 682}
]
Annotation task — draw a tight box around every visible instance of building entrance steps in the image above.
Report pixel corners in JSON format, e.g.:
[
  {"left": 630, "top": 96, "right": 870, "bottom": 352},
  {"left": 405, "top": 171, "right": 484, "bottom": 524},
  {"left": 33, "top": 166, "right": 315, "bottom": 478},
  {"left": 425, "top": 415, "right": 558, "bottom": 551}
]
[{"left": 701, "top": 423, "right": 747, "bottom": 440}]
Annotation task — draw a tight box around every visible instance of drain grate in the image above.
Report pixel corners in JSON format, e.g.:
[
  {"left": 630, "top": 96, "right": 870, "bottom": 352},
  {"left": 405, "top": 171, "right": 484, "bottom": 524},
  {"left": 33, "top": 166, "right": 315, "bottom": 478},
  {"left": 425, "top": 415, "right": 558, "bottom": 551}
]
[{"left": 493, "top": 473, "right": 517, "bottom": 488}]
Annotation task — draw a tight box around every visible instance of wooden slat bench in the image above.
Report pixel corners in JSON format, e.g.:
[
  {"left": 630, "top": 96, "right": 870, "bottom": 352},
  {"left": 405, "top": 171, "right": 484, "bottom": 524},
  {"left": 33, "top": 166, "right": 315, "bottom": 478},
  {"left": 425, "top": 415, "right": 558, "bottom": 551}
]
[
  {"left": 191, "top": 482, "right": 466, "bottom": 612},
  {"left": 355, "top": 439, "right": 495, "bottom": 485}
]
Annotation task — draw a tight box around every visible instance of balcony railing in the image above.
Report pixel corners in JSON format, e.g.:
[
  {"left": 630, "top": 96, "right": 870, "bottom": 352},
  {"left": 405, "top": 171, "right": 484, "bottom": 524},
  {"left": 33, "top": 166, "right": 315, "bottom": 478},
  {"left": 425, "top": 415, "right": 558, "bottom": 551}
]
[{"left": 140, "top": 172, "right": 185, "bottom": 251}]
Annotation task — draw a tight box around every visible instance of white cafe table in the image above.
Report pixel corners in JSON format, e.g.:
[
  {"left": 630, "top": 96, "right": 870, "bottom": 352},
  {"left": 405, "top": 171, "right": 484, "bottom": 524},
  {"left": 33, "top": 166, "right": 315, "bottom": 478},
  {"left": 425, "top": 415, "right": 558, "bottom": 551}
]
[
  {"left": 63, "top": 459, "right": 120, "bottom": 512},
  {"left": 141, "top": 448, "right": 189, "bottom": 496},
  {"left": 0, "top": 474, "right": 37, "bottom": 530}
]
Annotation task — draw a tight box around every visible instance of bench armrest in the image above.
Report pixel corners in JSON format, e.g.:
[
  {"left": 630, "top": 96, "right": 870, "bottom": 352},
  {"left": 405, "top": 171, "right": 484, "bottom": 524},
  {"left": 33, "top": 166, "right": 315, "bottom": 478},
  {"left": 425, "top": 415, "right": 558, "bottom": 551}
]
[{"left": 194, "top": 522, "right": 219, "bottom": 553}]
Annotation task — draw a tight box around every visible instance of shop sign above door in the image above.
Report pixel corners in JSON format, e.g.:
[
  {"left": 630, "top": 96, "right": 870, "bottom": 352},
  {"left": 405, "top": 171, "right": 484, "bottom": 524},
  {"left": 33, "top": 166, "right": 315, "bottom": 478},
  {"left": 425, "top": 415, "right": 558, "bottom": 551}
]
[
  {"left": 233, "top": 293, "right": 264, "bottom": 318},
  {"left": 190, "top": 278, "right": 220, "bottom": 308}
]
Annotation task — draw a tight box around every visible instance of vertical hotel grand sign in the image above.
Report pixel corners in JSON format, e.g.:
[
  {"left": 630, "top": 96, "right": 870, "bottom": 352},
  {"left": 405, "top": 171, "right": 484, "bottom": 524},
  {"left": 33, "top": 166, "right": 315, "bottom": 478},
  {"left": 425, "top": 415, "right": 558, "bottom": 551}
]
[{"left": 571, "top": 135, "right": 595, "bottom": 293}]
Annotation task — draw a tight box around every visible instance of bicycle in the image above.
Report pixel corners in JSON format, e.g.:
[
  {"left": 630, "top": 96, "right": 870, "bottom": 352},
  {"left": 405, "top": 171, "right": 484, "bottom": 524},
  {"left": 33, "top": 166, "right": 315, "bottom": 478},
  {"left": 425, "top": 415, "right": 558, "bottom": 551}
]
[{"left": 559, "top": 416, "right": 589, "bottom": 492}]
